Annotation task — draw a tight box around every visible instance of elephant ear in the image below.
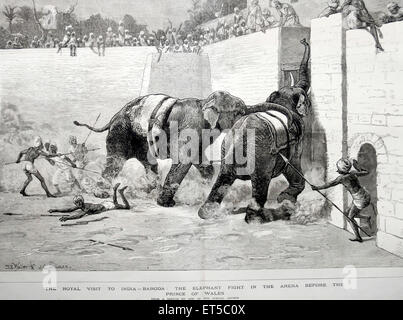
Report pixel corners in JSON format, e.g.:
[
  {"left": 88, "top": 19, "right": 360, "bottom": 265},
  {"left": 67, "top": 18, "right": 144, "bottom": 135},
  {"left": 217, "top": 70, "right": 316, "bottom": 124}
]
[{"left": 204, "top": 107, "right": 220, "bottom": 129}]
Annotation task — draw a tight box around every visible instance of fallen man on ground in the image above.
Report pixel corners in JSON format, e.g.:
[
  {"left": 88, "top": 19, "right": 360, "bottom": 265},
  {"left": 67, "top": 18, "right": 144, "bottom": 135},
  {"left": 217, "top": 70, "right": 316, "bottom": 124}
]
[{"left": 48, "top": 183, "right": 131, "bottom": 222}]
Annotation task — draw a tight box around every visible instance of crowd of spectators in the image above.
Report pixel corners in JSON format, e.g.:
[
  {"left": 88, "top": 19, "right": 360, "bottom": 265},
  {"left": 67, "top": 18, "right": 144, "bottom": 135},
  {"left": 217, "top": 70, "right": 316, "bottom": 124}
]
[
  {"left": 7, "top": 0, "right": 402, "bottom": 54},
  {"left": 4, "top": 0, "right": 304, "bottom": 54}
]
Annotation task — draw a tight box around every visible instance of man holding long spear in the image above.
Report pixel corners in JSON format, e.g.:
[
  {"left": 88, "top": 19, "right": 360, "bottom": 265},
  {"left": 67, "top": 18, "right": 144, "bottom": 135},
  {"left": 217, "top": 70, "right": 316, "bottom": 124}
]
[
  {"left": 15, "top": 136, "right": 60, "bottom": 198},
  {"left": 280, "top": 154, "right": 373, "bottom": 242},
  {"left": 311, "top": 158, "right": 372, "bottom": 243}
]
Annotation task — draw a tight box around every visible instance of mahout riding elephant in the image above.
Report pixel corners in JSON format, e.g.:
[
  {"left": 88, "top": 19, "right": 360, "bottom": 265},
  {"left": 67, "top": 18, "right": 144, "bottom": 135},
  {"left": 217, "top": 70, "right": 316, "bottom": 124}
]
[
  {"left": 198, "top": 38, "right": 311, "bottom": 222},
  {"left": 73, "top": 92, "right": 246, "bottom": 207}
]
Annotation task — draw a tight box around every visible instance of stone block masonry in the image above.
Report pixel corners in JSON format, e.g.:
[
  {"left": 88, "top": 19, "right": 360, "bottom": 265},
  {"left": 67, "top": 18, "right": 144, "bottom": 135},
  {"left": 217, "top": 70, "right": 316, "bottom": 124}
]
[
  {"left": 311, "top": 14, "right": 403, "bottom": 257},
  {"left": 140, "top": 53, "right": 212, "bottom": 99}
]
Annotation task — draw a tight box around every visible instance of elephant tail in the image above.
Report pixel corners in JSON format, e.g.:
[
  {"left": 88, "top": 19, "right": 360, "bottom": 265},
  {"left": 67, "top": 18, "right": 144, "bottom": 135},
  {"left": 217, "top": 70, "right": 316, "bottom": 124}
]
[
  {"left": 73, "top": 96, "right": 146, "bottom": 133},
  {"left": 73, "top": 120, "right": 111, "bottom": 133}
]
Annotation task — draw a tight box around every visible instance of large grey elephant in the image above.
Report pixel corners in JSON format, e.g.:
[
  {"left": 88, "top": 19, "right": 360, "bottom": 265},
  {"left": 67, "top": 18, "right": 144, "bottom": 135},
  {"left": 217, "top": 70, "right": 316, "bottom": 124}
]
[
  {"left": 73, "top": 91, "right": 246, "bottom": 207},
  {"left": 198, "top": 38, "right": 311, "bottom": 222}
]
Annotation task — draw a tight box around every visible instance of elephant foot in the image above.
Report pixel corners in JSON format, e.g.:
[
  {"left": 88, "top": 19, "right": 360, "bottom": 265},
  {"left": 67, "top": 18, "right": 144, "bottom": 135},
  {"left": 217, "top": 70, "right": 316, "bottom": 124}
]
[
  {"left": 198, "top": 202, "right": 220, "bottom": 220},
  {"left": 157, "top": 196, "right": 176, "bottom": 208},
  {"left": 245, "top": 207, "right": 264, "bottom": 224},
  {"left": 197, "top": 165, "right": 215, "bottom": 180},
  {"left": 245, "top": 199, "right": 264, "bottom": 224},
  {"left": 277, "top": 192, "right": 298, "bottom": 204}
]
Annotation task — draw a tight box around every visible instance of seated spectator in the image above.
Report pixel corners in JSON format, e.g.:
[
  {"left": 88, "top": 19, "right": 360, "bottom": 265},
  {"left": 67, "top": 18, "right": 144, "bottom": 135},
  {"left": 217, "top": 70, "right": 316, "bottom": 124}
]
[
  {"left": 139, "top": 30, "right": 148, "bottom": 46},
  {"left": 229, "top": 25, "right": 237, "bottom": 38},
  {"left": 233, "top": 7, "right": 244, "bottom": 25},
  {"left": 176, "top": 34, "right": 183, "bottom": 46},
  {"left": 385, "top": 2, "right": 403, "bottom": 22},
  {"left": 273, "top": 0, "right": 302, "bottom": 27},
  {"left": 12, "top": 37, "right": 23, "bottom": 49},
  {"left": 319, "top": 0, "right": 341, "bottom": 18},
  {"left": 173, "top": 43, "right": 183, "bottom": 53},
  {"left": 148, "top": 35, "right": 156, "bottom": 46},
  {"left": 82, "top": 35, "right": 88, "bottom": 47},
  {"left": 193, "top": 41, "right": 202, "bottom": 54},
  {"left": 61, "top": 31, "right": 71, "bottom": 48},
  {"left": 341, "top": 0, "right": 384, "bottom": 52},
  {"left": 262, "top": 8, "right": 278, "bottom": 28},
  {"left": 239, "top": 20, "right": 248, "bottom": 34},
  {"left": 124, "top": 29, "right": 132, "bottom": 46},
  {"left": 186, "top": 33, "right": 193, "bottom": 45},
  {"left": 47, "top": 31, "right": 55, "bottom": 47},
  {"left": 166, "top": 28, "right": 175, "bottom": 45},
  {"left": 112, "top": 33, "right": 118, "bottom": 46},
  {"left": 246, "top": 0, "right": 264, "bottom": 32},
  {"left": 183, "top": 39, "right": 190, "bottom": 52},
  {"left": 31, "top": 36, "right": 40, "bottom": 48},
  {"left": 163, "top": 39, "right": 172, "bottom": 52},
  {"left": 215, "top": 21, "right": 225, "bottom": 41},
  {"left": 159, "top": 35, "right": 166, "bottom": 47},
  {"left": 106, "top": 27, "right": 113, "bottom": 46}
]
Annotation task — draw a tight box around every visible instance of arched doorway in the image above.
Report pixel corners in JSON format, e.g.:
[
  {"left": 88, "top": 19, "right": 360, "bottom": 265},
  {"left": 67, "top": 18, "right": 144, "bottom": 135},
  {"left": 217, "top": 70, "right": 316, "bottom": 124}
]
[{"left": 356, "top": 143, "right": 378, "bottom": 236}]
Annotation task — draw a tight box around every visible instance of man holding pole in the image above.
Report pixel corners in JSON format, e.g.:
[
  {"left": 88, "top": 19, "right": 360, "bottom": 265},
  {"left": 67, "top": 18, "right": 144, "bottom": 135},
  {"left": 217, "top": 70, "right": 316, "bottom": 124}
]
[
  {"left": 280, "top": 154, "right": 373, "bottom": 242},
  {"left": 311, "top": 158, "right": 372, "bottom": 243},
  {"left": 16, "top": 136, "right": 59, "bottom": 198}
]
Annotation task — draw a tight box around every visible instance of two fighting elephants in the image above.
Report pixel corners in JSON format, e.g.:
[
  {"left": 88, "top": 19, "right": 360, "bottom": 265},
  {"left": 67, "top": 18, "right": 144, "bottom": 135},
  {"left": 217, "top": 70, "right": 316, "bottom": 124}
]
[{"left": 74, "top": 39, "right": 311, "bottom": 222}]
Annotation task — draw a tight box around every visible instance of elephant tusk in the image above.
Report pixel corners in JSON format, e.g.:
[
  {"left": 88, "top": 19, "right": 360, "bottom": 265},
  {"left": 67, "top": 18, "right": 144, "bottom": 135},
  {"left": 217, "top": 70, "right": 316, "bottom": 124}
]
[
  {"left": 151, "top": 125, "right": 162, "bottom": 158},
  {"left": 289, "top": 73, "right": 295, "bottom": 87}
]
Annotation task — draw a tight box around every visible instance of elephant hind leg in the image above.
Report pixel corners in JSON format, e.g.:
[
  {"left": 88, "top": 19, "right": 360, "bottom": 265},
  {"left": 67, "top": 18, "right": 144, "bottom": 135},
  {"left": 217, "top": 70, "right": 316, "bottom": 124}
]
[
  {"left": 245, "top": 158, "right": 277, "bottom": 224},
  {"left": 277, "top": 161, "right": 305, "bottom": 204},
  {"left": 245, "top": 173, "right": 271, "bottom": 224}
]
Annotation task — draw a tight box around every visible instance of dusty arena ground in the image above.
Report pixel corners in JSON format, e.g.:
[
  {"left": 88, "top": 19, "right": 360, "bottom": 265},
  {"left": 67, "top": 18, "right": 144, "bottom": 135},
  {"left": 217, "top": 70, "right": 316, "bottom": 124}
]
[
  {"left": 1, "top": 49, "right": 402, "bottom": 272},
  {"left": 1, "top": 192, "right": 402, "bottom": 272}
]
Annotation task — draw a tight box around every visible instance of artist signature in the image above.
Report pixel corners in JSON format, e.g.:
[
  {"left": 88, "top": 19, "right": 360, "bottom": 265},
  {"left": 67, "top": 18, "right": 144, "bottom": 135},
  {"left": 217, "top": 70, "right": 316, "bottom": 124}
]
[{"left": 4, "top": 262, "right": 70, "bottom": 271}]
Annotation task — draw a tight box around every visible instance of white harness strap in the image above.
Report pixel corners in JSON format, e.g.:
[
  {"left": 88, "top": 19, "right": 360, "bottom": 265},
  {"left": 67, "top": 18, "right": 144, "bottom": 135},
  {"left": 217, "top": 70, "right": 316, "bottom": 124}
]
[
  {"left": 127, "top": 94, "right": 168, "bottom": 133},
  {"left": 255, "top": 110, "right": 290, "bottom": 151},
  {"left": 153, "top": 97, "right": 178, "bottom": 129}
]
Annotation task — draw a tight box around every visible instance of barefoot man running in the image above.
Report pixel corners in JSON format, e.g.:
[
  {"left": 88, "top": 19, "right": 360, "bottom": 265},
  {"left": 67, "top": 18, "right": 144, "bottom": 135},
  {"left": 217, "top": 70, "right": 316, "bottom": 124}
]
[{"left": 16, "top": 136, "right": 59, "bottom": 198}]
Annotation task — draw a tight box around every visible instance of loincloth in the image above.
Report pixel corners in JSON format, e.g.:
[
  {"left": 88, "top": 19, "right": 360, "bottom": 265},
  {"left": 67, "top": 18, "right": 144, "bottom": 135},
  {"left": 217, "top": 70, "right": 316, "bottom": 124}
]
[
  {"left": 101, "top": 201, "right": 116, "bottom": 211},
  {"left": 351, "top": 188, "right": 371, "bottom": 210},
  {"left": 24, "top": 163, "right": 39, "bottom": 174}
]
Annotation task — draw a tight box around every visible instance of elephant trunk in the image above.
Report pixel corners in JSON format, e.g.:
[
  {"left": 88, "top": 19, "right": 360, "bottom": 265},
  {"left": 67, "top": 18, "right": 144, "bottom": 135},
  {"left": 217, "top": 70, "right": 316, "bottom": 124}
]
[{"left": 296, "top": 39, "right": 311, "bottom": 93}]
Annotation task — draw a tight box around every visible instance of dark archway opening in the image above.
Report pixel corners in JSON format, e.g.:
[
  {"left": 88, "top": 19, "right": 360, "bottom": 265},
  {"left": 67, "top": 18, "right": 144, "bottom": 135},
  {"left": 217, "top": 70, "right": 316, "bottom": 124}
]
[{"left": 357, "top": 143, "right": 378, "bottom": 236}]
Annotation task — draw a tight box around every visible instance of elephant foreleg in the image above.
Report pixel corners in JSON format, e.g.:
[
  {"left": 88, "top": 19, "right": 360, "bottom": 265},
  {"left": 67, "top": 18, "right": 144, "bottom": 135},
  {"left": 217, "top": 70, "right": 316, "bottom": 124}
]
[
  {"left": 277, "top": 158, "right": 305, "bottom": 204},
  {"left": 198, "top": 164, "right": 236, "bottom": 219},
  {"left": 157, "top": 163, "right": 192, "bottom": 207}
]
